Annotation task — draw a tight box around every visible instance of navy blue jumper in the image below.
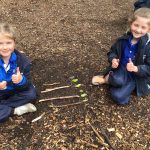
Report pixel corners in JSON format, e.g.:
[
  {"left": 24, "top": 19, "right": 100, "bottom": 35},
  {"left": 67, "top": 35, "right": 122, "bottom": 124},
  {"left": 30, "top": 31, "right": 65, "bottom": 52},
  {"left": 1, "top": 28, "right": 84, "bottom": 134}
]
[
  {"left": 0, "top": 50, "right": 37, "bottom": 122},
  {"left": 106, "top": 32, "right": 150, "bottom": 104}
]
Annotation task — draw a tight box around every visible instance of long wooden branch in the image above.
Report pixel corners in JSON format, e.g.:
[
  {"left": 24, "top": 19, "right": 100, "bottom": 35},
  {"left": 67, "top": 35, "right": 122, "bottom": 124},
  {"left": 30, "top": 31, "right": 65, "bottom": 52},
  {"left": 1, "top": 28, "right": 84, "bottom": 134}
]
[
  {"left": 41, "top": 85, "right": 70, "bottom": 93},
  {"left": 39, "top": 95, "right": 80, "bottom": 102}
]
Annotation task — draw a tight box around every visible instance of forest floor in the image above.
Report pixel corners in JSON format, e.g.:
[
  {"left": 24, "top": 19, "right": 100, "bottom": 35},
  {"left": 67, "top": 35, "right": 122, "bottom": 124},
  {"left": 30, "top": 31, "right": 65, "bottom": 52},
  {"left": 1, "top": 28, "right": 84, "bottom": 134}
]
[{"left": 0, "top": 0, "right": 149, "bottom": 149}]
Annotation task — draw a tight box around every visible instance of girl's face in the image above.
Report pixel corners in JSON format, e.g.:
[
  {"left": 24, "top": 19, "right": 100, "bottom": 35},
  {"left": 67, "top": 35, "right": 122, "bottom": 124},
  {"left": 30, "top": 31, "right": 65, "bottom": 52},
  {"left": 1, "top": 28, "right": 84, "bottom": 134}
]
[
  {"left": 130, "top": 16, "right": 150, "bottom": 39},
  {"left": 0, "top": 34, "right": 15, "bottom": 59}
]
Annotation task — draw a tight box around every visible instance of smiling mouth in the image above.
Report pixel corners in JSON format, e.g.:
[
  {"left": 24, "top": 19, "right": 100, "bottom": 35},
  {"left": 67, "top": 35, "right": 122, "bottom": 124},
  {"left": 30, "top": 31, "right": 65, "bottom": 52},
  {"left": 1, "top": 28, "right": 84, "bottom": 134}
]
[
  {"left": 1, "top": 51, "right": 8, "bottom": 53},
  {"left": 133, "top": 32, "right": 142, "bottom": 36},
  {"left": 134, "top": 31, "right": 142, "bottom": 34},
  {"left": 1, "top": 51, "right": 10, "bottom": 54}
]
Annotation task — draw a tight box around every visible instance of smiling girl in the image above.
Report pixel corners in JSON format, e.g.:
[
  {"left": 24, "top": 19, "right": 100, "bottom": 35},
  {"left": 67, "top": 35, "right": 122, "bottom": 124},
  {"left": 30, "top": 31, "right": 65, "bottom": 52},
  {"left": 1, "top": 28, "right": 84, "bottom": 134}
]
[
  {"left": 92, "top": 8, "right": 150, "bottom": 105},
  {"left": 0, "top": 23, "right": 37, "bottom": 122}
]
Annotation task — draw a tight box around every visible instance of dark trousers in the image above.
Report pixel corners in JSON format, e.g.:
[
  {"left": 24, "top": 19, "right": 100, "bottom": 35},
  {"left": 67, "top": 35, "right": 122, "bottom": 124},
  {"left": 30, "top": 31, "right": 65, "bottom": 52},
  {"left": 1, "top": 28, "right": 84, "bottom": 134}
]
[
  {"left": 0, "top": 84, "right": 37, "bottom": 122},
  {"left": 109, "top": 66, "right": 136, "bottom": 105}
]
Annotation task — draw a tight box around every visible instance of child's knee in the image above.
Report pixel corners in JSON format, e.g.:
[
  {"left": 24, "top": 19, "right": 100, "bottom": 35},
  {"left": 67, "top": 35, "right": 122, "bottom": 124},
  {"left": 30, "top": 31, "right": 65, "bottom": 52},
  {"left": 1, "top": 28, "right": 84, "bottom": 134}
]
[
  {"left": 111, "top": 91, "right": 129, "bottom": 105},
  {"left": 109, "top": 76, "right": 126, "bottom": 87}
]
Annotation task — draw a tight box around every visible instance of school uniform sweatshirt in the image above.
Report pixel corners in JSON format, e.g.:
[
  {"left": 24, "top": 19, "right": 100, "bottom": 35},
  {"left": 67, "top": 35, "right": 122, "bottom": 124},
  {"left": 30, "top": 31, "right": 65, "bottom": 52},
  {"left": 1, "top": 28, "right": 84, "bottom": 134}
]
[{"left": 0, "top": 50, "right": 31, "bottom": 92}]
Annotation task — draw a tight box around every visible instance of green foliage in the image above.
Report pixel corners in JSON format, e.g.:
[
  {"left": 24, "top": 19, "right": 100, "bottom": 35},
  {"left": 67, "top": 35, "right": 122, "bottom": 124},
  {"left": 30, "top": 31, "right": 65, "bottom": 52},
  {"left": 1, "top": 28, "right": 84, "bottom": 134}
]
[
  {"left": 71, "top": 78, "right": 78, "bottom": 83},
  {"left": 79, "top": 90, "right": 84, "bottom": 93},
  {"left": 70, "top": 76, "right": 88, "bottom": 100},
  {"left": 80, "top": 93, "right": 88, "bottom": 98},
  {"left": 75, "top": 84, "right": 82, "bottom": 88}
]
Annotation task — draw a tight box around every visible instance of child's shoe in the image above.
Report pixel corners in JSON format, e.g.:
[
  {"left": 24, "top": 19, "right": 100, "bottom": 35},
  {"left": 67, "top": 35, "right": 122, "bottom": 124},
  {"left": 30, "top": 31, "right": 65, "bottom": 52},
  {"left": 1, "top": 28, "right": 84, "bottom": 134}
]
[
  {"left": 14, "top": 103, "right": 37, "bottom": 116},
  {"left": 92, "top": 75, "right": 106, "bottom": 85}
]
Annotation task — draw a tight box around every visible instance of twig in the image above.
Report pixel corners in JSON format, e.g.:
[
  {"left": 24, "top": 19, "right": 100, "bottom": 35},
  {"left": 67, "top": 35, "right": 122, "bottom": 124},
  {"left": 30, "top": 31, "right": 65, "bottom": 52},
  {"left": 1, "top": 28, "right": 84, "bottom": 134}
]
[
  {"left": 100, "top": 127, "right": 116, "bottom": 150},
  {"left": 48, "top": 100, "right": 88, "bottom": 107},
  {"left": 41, "top": 85, "right": 70, "bottom": 93},
  {"left": 39, "top": 95, "right": 80, "bottom": 102},
  {"left": 76, "top": 139, "right": 98, "bottom": 148},
  {"left": 94, "top": 121, "right": 117, "bottom": 150},
  {"left": 31, "top": 112, "right": 45, "bottom": 123},
  {"left": 88, "top": 122, "right": 109, "bottom": 148},
  {"left": 43, "top": 82, "right": 60, "bottom": 86}
]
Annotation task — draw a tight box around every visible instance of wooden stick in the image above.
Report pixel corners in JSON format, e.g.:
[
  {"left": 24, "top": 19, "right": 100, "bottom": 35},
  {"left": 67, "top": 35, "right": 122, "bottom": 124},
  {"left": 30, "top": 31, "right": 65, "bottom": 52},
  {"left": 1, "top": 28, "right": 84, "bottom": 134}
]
[
  {"left": 43, "top": 82, "right": 60, "bottom": 86},
  {"left": 48, "top": 100, "right": 88, "bottom": 107},
  {"left": 100, "top": 127, "right": 116, "bottom": 150},
  {"left": 94, "top": 121, "right": 117, "bottom": 150},
  {"left": 31, "top": 112, "right": 45, "bottom": 123},
  {"left": 88, "top": 122, "right": 109, "bottom": 148},
  {"left": 41, "top": 85, "right": 70, "bottom": 93},
  {"left": 39, "top": 95, "right": 80, "bottom": 102},
  {"left": 76, "top": 139, "right": 98, "bottom": 148}
]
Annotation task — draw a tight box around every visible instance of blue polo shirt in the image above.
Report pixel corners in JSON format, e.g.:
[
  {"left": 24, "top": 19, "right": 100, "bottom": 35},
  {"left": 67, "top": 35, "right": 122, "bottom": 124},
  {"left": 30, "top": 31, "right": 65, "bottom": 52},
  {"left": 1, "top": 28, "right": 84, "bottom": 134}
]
[{"left": 121, "top": 36, "right": 139, "bottom": 66}]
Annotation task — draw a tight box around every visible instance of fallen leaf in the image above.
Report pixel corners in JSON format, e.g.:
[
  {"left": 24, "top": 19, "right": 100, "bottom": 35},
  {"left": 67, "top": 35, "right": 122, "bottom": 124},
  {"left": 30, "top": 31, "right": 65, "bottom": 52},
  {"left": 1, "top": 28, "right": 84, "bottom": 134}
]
[
  {"left": 71, "top": 79, "right": 78, "bottom": 83},
  {"left": 80, "top": 93, "right": 87, "bottom": 97},
  {"left": 75, "top": 84, "right": 82, "bottom": 88}
]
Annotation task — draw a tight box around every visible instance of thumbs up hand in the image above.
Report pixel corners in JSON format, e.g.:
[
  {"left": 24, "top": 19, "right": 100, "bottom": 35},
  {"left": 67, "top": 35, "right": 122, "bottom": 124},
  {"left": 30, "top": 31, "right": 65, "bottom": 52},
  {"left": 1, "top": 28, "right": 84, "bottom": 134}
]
[
  {"left": 112, "top": 58, "right": 119, "bottom": 68},
  {"left": 0, "top": 81, "right": 7, "bottom": 90},
  {"left": 12, "top": 67, "right": 23, "bottom": 84},
  {"left": 126, "top": 58, "right": 138, "bottom": 72}
]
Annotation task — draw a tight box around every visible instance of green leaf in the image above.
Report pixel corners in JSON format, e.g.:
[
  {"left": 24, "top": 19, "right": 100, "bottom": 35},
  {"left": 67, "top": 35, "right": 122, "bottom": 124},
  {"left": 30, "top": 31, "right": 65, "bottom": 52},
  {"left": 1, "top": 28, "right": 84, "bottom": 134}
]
[
  {"left": 75, "top": 84, "right": 82, "bottom": 88},
  {"left": 80, "top": 93, "right": 88, "bottom": 98},
  {"left": 79, "top": 90, "right": 84, "bottom": 93},
  {"left": 71, "top": 78, "right": 78, "bottom": 83}
]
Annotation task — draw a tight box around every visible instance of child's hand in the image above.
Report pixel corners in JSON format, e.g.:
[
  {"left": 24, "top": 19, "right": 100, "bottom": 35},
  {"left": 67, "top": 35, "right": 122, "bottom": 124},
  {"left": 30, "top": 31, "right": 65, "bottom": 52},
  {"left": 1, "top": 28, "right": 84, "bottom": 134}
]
[
  {"left": 0, "top": 81, "right": 7, "bottom": 90},
  {"left": 112, "top": 58, "right": 119, "bottom": 68},
  {"left": 12, "top": 67, "right": 23, "bottom": 84},
  {"left": 126, "top": 58, "right": 138, "bottom": 72}
]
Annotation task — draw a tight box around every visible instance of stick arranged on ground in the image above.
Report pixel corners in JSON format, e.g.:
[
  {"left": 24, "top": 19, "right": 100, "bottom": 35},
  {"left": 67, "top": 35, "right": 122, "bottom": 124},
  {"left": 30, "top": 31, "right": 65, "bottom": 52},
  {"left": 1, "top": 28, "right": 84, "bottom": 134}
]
[
  {"left": 48, "top": 100, "right": 88, "bottom": 107},
  {"left": 43, "top": 82, "right": 60, "bottom": 86},
  {"left": 39, "top": 95, "right": 80, "bottom": 102},
  {"left": 41, "top": 85, "right": 70, "bottom": 93}
]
